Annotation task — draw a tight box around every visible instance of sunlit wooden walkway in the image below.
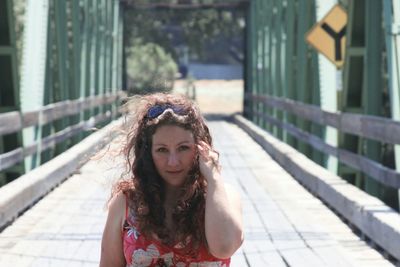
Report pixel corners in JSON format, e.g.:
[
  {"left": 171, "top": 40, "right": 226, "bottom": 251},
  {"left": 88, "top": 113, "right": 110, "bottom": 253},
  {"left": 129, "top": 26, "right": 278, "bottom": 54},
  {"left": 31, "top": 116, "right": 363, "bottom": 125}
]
[{"left": 0, "top": 118, "right": 394, "bottom": 267}]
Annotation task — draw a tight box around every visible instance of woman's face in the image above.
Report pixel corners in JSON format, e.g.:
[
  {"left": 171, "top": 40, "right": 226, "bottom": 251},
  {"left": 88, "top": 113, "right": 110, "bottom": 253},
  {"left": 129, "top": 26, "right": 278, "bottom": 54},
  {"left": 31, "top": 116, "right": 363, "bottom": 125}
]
[{"left": 151, "top": 125, "right": 197, "bottom": 189}]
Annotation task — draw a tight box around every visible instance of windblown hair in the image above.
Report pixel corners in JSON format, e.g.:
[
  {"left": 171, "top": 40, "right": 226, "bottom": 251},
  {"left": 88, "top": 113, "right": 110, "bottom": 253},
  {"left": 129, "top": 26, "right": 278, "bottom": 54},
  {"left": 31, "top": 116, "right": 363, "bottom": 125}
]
[{"left": 112, "top": 93, "right": 215, "bottom": 256}]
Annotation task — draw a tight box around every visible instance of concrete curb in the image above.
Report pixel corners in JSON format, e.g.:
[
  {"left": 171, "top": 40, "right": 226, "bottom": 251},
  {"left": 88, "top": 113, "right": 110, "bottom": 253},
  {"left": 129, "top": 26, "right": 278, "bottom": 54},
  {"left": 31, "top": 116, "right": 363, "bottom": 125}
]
[
  {"left": 232, "top": 114, "right": 400, "bottom": 261},
  {"left": 0, "top": 119, "right": 121, "bottom": 230}
]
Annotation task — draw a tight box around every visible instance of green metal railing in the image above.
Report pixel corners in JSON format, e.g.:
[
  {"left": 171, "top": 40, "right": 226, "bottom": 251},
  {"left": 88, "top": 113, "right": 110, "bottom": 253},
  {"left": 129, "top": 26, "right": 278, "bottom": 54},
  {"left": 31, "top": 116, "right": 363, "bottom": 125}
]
[
  {"left": 0, "top": 0, "right": 124, "bottom": 185},
  {"left": 0, "top": 92, "right": 125, "bottom": 180},
  {"left": 244, "top": 0, "right": 400, "bottom": 210},
  {"left": 0, "top": 0, "right": 22, "bottom": 183}
]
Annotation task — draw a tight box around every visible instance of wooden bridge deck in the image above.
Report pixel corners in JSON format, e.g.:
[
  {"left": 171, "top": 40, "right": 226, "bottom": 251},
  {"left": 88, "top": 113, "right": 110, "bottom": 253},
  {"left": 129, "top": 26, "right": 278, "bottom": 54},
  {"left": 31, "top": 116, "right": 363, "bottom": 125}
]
[{"left": 0, "top": 119, "right": 394, "bottom": 266}]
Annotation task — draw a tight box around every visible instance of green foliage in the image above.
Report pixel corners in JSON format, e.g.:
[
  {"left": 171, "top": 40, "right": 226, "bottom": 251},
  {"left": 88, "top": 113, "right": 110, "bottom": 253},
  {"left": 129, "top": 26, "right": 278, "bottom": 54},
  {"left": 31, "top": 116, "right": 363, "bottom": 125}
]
[
  {"left": 123, "top": 0, "right": 245, "bottom": 62},
  {"left": 126, "top": 42, "right": 178, "bottom": 95},
  {"left": 123, "top": 0, "right": 245, "bottom": 94}
]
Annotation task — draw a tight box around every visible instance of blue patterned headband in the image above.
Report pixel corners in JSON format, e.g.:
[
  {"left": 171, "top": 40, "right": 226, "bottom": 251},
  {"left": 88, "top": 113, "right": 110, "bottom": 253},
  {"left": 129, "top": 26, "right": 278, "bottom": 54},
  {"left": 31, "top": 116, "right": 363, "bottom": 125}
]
[{"left": 146, "top": 104, "right": 186, "bottom": 119}]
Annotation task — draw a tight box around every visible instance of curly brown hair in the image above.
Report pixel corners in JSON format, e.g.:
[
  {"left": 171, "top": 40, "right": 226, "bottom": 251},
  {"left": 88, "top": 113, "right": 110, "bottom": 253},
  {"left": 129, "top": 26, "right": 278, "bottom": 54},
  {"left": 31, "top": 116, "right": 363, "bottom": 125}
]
[{"left": 112, "top": 93, "right": 215, "bottom": 256}]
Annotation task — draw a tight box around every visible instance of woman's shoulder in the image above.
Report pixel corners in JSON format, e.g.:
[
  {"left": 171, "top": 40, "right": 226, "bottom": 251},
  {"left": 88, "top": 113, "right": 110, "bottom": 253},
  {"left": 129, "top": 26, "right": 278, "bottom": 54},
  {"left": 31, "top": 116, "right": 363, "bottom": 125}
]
[
  {"left": 109, "top": 189, "right": 137, "bottom": 211},
  {"left": 108, "top": 192, "right": 126, "bottom": 218}
]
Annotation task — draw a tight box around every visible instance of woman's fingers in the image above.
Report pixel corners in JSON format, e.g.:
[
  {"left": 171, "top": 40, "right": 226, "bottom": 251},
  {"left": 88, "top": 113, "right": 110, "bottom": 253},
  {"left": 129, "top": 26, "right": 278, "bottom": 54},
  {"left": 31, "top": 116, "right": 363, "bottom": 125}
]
[
  {"left": 197, "top": 141, "right": 220, "bottom": 168},
  {"left": 197, "top": 141, "right": 212, "bottom": 159}
]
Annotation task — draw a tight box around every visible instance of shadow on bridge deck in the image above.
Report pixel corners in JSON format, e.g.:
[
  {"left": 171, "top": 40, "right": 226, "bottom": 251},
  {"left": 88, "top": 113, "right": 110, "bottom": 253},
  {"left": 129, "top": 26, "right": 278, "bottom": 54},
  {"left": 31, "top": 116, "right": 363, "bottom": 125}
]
[{"left": 0, "top": 114, "right": 394, "bottom": 266}]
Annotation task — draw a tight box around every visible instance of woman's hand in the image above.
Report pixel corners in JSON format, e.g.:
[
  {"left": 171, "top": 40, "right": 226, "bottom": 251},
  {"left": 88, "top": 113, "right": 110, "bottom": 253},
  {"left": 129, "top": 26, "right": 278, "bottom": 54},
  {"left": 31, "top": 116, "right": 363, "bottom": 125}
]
[
  {"left": 198, "top": 141, "right": 244, "bottom": 259},
  {"left": 197, "top": 141, "right": 221, "bottom": 182}
]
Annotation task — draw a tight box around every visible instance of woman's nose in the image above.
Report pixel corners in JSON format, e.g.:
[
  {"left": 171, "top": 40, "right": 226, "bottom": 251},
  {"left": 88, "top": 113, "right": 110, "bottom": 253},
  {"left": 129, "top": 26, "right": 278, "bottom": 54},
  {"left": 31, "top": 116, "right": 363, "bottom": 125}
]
[{"left": 167, "top": 153, "right": 179, "bottom": 166}]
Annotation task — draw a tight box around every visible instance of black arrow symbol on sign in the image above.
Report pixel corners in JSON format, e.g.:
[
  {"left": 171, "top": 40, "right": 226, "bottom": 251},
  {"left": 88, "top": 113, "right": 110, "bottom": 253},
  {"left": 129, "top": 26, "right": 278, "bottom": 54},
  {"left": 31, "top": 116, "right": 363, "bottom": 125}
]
[{"left": 321, "top": 23, "right": 346, "bottom": 61}]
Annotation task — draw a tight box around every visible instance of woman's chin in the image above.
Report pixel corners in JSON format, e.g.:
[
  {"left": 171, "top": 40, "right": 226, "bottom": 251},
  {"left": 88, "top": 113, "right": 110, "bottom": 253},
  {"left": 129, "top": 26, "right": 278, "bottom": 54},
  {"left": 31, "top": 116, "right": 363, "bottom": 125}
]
[{"left": 162, "top": 173, "right": 188, "bottom": 188}]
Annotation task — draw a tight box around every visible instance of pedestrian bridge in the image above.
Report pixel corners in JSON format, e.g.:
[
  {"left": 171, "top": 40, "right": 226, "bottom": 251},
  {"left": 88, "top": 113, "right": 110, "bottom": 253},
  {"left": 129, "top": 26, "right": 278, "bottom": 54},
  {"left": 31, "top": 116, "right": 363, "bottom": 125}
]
[
  {"left": 0, "top": 109, "right": 398, "bottom": 266},
  {"left": 1, "top": 0, "right": 400, "bottom": 266}
]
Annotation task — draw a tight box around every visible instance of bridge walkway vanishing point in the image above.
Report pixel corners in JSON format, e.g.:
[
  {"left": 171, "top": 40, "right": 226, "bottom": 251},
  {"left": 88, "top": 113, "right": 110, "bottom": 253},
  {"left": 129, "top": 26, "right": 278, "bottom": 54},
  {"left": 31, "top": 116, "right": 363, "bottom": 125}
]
[{"left": 0, "top": 117, "right": 395, "bottom": 267}]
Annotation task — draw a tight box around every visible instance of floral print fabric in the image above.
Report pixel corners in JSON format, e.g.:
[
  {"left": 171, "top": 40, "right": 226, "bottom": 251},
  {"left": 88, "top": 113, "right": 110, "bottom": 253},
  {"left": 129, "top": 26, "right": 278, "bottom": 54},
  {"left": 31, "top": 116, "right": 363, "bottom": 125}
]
[{"left": 122, "top": 209, "right": 230, "bottom": 267}]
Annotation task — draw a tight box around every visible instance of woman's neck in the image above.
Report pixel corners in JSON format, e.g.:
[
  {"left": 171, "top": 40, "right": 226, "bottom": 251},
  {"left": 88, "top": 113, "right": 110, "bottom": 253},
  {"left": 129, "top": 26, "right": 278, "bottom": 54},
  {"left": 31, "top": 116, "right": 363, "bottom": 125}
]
[{"left": 164, "top": 185, "right": 180, "bottom": 207}]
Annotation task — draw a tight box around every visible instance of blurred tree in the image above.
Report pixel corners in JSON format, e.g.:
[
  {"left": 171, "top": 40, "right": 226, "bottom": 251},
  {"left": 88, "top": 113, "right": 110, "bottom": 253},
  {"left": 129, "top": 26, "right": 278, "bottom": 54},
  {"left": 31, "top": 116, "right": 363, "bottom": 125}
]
[
  {"left": 122, "top": 0, "right": 245, "bottom": 93},
  {"left": 123, "top": 0, "right": 245, "bottom": 62},
  {"left": 126, "top": 41, "right": 178, "bottom": 95}
]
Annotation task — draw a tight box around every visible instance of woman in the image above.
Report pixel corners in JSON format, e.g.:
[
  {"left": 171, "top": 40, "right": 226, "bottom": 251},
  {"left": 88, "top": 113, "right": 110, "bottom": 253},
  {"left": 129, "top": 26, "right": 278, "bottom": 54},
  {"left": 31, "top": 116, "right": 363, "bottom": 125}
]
[{"left": 100, "top": 93, "right": 243, "bottom": 267}]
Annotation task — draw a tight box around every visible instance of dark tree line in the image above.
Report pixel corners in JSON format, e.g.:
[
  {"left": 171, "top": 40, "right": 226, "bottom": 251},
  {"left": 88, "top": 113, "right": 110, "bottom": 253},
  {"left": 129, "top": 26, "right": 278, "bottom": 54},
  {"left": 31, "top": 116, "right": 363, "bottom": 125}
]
[{"left": 123, "top": 0, "right": 246, "bottom": 63}]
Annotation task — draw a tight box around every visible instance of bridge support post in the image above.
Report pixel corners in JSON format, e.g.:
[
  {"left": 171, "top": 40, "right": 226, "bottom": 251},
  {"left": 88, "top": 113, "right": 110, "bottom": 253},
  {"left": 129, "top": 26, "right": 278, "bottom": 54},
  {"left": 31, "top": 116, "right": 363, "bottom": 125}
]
[
  {"left": 315, "top": 0, "right": 340, "bottom": 174},
  {"left": 19, "top": 0, "right": 49, "bottom": 171},
  {"left": 383, "top": 0, "right": 400, "bottom": 210}
]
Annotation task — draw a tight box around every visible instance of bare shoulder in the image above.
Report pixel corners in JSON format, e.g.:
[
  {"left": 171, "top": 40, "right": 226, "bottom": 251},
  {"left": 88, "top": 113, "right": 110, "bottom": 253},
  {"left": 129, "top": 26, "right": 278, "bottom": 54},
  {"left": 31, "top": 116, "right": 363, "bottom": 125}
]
[
  {"left": 107, "top": 192, "right": 127, "bottom": 223},
  {"left": 109, "top": 191, "right": 126, "bottom": 208}
]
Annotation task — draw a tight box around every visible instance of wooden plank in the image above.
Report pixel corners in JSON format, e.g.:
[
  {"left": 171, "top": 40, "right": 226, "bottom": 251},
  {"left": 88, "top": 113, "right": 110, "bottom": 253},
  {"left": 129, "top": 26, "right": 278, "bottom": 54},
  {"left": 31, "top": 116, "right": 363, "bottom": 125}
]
[
  {"left": 234, "top": 114, "right": 400, "bottom": 262},
  {"left": 252, "top": 110, "right": 400, "bottom": 189},
  {"left": 340, "top": 113, "right": 363, "bottom": 135},
  {"left": 269, "top": 194, "right": 355, "bottom": 267},
  {"left": 240, "top": 198, "right": 287, "bottom": 267},
  {"left": 0, "top": 111, "right": 115, "bottom": 172},
  {"left": 219, "top": 122, "right": 371, "bottom": 266},
  {"left": 223, "top": 149, "right": 319, "bottom": 266},
  {"left": 235, "top": 168, "right": 327, "bottom": 267},
  {"left": 223, "top": 175, "right": 272, "bottom": 266},
  {"left": 230, "top": 247, "right": 249, "bottom": 267},
  {"left": 21, "top": 110, "right": 39, "bottom": 128},
  {"left": 249, "top": 93, "right": 400, "bottom": 145},
  {"left": 212, "top": 124, "right": 287, "bottom": 266},
  {"left": 0, "top": 92, "right": 122, "bottom": 136},
  {"left": 0, "top": 120, "right": 121, "bottom": 230},
  {"left": 0, "top": 148, "right": 23, "bottom": 171},
  {"left": 222, "top": 124, "right": 354, "bottom": 266},
  {"left": 242, "top": 237, "right": 287, "bottom": 267},
  {"left": 0, "top": 111, "right": 22, "bottom": 135}
]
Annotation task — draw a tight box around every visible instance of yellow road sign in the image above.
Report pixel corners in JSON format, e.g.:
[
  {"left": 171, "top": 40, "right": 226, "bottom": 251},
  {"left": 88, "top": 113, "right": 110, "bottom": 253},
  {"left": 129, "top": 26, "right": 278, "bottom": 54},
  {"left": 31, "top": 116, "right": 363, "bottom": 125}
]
[{"left": 306, "top": 4, "right": 347, "bottom": 68}]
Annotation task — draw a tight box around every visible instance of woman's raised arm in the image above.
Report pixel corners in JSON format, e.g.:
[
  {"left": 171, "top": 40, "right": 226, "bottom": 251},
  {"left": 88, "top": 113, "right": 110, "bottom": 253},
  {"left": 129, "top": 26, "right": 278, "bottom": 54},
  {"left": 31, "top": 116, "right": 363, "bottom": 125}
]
[{"left": 198, "top": 141, "right": 244, "bottom": 259}]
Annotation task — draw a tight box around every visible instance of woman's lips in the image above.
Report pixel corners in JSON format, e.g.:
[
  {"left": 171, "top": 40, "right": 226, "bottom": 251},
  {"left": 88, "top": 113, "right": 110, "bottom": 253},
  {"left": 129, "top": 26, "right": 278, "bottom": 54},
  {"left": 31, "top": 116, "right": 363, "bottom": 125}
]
[{"left": 166, "top": 170, "right": 183, "bottom": 174}]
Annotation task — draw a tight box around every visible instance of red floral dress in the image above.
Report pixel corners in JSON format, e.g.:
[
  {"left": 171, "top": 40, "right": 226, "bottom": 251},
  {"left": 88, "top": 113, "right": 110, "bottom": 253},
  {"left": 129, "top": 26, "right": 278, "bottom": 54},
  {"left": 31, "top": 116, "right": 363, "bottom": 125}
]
[{"left": 122, "top": 198, "right": 230, "bottom": 267}]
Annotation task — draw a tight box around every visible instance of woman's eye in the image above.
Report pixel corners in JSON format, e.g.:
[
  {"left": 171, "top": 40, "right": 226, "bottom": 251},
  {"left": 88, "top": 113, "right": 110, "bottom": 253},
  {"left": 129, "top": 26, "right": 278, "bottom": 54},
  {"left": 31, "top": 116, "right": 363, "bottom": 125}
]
[
  {"left": 179, "top": 145, "right": 190, "bottom": 151},
  {"left": 156, "top": 147, "right": 168, "bottom": 152}
]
